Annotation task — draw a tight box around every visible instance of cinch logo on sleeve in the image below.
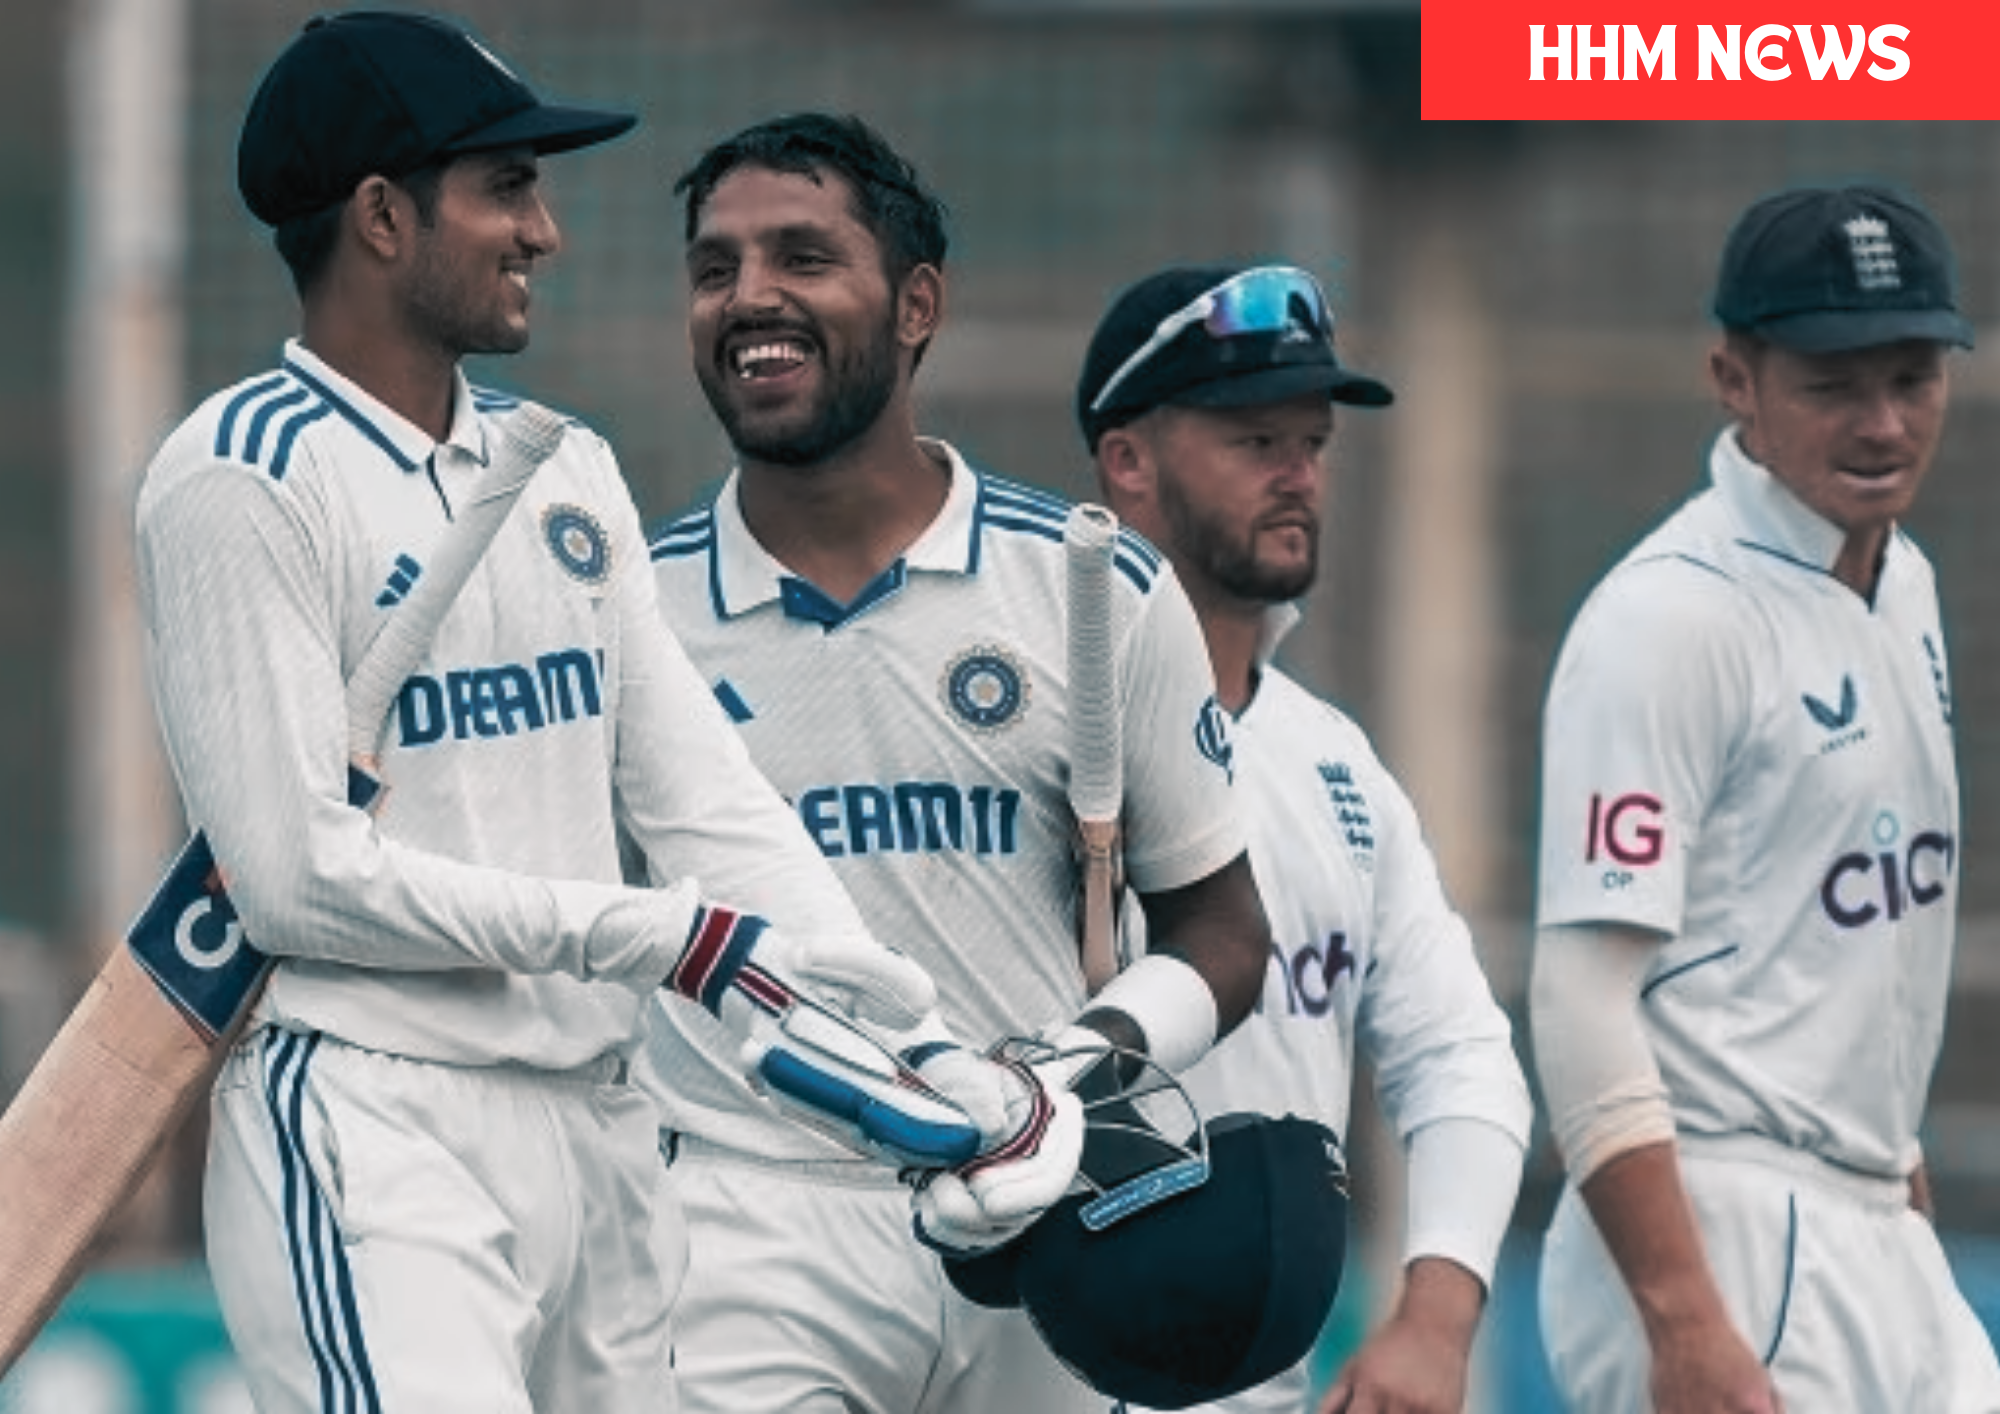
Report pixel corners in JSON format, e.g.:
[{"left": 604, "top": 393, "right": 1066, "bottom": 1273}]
[
  {"left": 796, "top": 782, "right": 1023, "bottom": 859},
  {"left": 1820, "top": 812, "right": 1954, "bottom": 928},
  {"left": 395, "top": 648, "right": 604, "bottom": 746}
]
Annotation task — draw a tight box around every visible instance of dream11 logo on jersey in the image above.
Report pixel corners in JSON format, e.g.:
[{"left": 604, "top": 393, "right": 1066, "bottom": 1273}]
[{"left": 1585, "top": 791, "right": 1664, "bottom": 891}]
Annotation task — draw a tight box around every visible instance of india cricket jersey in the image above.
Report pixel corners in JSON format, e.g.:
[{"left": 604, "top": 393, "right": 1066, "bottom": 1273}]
[
  {"left": 1537, "top": 427, "right": 1959, "bottom": 1178},
  {"left": 136, "top": 340, "right": 866, "bottom": 1072},
  {"left": 644, "top": 440, "right": 1245, "bottom": 1161}
]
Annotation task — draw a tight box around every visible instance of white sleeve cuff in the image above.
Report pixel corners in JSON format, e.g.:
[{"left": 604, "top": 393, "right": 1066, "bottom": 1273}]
[{"left": 1402, "top": 1116, "right": 1526, "bottom": 1289}]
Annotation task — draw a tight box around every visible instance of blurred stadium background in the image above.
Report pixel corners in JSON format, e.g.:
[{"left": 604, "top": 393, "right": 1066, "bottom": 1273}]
[{"left": 4, "top": 1, "right": 2000, "bottom": 1409}]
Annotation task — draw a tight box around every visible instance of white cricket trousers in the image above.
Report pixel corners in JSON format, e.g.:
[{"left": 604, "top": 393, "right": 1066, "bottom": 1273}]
[
  {"left": 661, "top": 1134, "right": 1117, "bottom": 1414},
  {"left": 205, "top": 1026, "right": 681, "bottom": 1413},
  {"left": 1540, "top": 1133, "right": 2000, "bottom": 1413}
]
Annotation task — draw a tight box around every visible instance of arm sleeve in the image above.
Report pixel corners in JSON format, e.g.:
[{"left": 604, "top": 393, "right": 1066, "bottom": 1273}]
[
  {"left": 1115, "top": 566, "right": 1247, "bottom": 893},
  {"left": 1356, "top": 759, "right": 1534, "bottom": 1149},
  {"left": 1529, "top": 920, "right": 1676, "bottom": 1183},
  {"left": 137, "top": 459, "right": 692, "bottom": 988},
  {"left": 1402, "top": 1115, "right": 1527, "bottom": 1290}
]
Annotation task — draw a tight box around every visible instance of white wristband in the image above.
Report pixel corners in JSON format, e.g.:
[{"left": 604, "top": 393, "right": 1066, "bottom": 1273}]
[{"left": 1084, "top": 953, "right": 1218, "bottom": 1075}]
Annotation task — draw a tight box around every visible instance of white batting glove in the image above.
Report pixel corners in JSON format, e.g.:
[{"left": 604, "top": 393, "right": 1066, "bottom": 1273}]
[
  {"left": 664, "top": 906, "right": 991, "bottom": 1168},
  {"left": 665, "top": 904, "right": 935, "bottom": 1034},
  {"left": 909, "top": 1029, "right": 1107, "bottom": 1257}
]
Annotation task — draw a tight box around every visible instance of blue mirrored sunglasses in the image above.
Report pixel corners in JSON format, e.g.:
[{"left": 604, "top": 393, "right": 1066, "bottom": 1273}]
[{"left": 1089, "top": 265, "right": 1334, "bottom": 415}]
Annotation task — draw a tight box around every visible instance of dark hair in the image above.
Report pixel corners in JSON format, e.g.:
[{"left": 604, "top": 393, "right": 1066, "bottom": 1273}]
[
  {"left": 273, "top": 161, "right": 448, "bottom": 298},
  {"left": 674, "top": 112, "right": 949, "bottom": 286}
]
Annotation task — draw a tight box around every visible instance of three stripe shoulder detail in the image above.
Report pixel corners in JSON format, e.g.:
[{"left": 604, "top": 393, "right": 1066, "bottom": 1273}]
[
  {"left": 978, "top": 474, "right": 1161, "bottom": 592},
  {"left": 649, "top": 505, "right": 716, "bottom": 562},
  {"left": 212, "top": 372, "right": 333, "bottom": 481}
]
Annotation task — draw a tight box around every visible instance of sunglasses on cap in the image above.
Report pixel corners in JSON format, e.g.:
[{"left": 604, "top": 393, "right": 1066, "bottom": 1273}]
[{"left": 1088, "top": 265, "right": 1334, "bottom": 415}]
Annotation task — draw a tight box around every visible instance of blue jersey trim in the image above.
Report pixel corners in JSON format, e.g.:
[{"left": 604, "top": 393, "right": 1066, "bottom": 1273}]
[
  {"left": 283, "top": 358, "right": 420, "bottom": 472},
  {"left": 262, "top": 1030, "right": 382, "bottom": 1413},
  {"left": 780, "top": 561, "right": 908, "bottom": 629},
  {"left": 977, "top": 473, "right": 1158, "bottom": 593},
  {"left": 244, "top": 386, "right": 312, "bottom": 467},
  {"left": 648, "top": 507, "right": 716, "bottom": 562},
  {"left": 1761, "top": 1193, "right": 1799, "bottom": 1366},
  {"left": 214, "top": 375, "right": 292, "bottom": 461},
  {"left": 1640, "top": 944, "right": 1740, "bottom": 1000},
  {"left": 268, "top": 403, "right": 334, "bottom": 480},
  {"left": 712, "top": 678, "right": 754, "bottom": 723}
]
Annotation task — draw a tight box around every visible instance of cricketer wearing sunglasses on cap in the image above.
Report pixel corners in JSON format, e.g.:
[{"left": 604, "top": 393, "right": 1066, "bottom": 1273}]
[
  {"left": 1083, "top": 261, "right": 1533, "bottom": 1414},
  {"left": 640, "top": 112, "right": 1274, "bottom": 1414}
]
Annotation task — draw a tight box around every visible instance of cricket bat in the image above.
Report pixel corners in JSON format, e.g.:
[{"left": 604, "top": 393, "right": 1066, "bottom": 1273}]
[
  {"left": 1065, "top": 503, "right": 1124, "bottom": 996},
  {"left": 0, "top": 402, "right": 568, "bottom": 1375}
]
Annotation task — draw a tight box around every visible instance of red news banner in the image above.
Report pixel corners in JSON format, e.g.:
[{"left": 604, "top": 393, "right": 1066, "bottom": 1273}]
[{"left": 1422, "top": 1, "right": 2000, "bottom": 119}]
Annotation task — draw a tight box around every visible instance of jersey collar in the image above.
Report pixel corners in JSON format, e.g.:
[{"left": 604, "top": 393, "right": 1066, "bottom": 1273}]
[
  {"left": 708, "top": 438, "right": 982, "bottom": 622},
  {"left": 282, "top": 339, "right": 488, "bottom": 472},
  {"left": 1256, "top": 602, "right": 1304, "bottom": 667},
  {"left": 1710, "top": 425, "right": 1849, "bottom": 575}
]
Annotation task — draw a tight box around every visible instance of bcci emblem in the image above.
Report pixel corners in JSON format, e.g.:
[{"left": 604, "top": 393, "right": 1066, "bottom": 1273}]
[
  {"left": 542, "top": 504, "right": 611, "bottom": 585},
  {"left": 942, "top": 645, "right": 1029, "bottom": 732}
]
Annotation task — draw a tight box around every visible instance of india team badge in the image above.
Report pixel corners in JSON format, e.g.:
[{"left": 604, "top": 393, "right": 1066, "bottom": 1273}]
[
  {"left": 941, "top": 644, "right": 1030, "bottom": 732},
  {"left": 542, "top": 503, "right": 612, "bottom": 585}
]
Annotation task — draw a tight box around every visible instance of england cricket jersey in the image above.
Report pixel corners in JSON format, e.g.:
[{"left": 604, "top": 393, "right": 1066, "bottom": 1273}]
[
  {"left": 1537, "top": 427, "right": 1959, "bottom": 1179},
  {"left": 136, "top": 341, "right": 866, "bottom": 1071},
  {"left": 644, "top": 441, "right": 1245, "bottom": 1161},
  {"left": 1159, "top": 631, "right": 1530, "bottom": 1165}
]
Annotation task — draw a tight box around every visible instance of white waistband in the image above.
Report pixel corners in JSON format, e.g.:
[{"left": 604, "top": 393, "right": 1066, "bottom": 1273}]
[{"left": 1677, "top": 1131, "right": 1910, "bottom": 1212}]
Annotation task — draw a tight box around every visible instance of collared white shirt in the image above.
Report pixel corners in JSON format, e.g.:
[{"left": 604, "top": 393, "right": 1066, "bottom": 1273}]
[
  {"left": 1127, "top": 610, "right": 1531, "bottom": 1264},
  {"left": 1537, "top": 427, "right": 1959, "bottom": 1178},
  {"left": 136, "top": 341, "right": 864, "bottom": 1070},
  {"left": 644, "top": 440, "right": 1245, "bottom": 1162}
]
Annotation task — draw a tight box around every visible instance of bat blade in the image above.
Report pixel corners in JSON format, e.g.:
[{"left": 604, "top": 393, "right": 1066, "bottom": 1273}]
[
  {"left": 1065, "top": 503, "right": 1123, "bottom": 995},
  {"left": 0, "top": 402, "right": 567, "bottom": 1377},
  {"left": 0, "top": 945, "right": 224, "bottom": 1371}
]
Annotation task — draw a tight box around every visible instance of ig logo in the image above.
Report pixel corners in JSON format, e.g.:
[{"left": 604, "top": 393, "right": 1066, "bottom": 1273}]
[
  {"left": 1585, "top": 791, "right": 1664, "bottom": 890},
  {"left": 175, "top": 886, "right": 243, "bottom": 971}
]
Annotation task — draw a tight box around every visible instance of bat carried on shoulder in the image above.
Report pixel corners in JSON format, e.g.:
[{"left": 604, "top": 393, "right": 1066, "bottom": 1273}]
[{"left": 0, "top": 403, "right": 568, "bottom": 1376}]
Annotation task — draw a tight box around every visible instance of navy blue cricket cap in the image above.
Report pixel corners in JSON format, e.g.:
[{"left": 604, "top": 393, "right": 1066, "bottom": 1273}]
[
  {"left": 945, "top": 1113, "right": 1349, "bottom": 1409},
  {"left": 1077, "top": 262, "right": 1393, "bottom": 452},
  {"left": 237, "top": 10, "right": 637, "bottom": 227},
  {"left": 1713, "top": 183, "right": 1974, "bottom": 354}
]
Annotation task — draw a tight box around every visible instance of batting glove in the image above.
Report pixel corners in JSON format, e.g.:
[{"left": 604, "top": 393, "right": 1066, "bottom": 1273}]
[
  {"left": 909, "top": 1029, "right": 1105, "bottom": 1257},
  {"left": 664, "top": 906, "right": 985, "bottom": 1168}
]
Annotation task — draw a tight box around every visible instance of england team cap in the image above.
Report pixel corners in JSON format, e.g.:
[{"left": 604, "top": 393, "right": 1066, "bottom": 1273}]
[
  {"left": 1712, "top": 183, "right": 1975, "bottom": 353},
  {"left": 944, "top": 1113, "right": 1350, "bottom": 1409},
  {"left": 1076, "top": 262, "right": 1393, "bottom": 453},
  {"left": 237, "top": 10, "right": 637, "bottom": 227}
]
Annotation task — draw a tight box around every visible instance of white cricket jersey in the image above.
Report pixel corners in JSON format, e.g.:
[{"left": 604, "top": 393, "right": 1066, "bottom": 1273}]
[
  {"left": 644, "top": 441, "right": 1245, "bottom": 1161},
  {"left": 136, "top": 341, "right": 867, "bottom": 1071},
  {"left": 1537, "top": 427, "right": 1960, "bottom": 1179},
  {"left": 1161, "top": 637, "right": 1529, "bottom": 1150}
]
